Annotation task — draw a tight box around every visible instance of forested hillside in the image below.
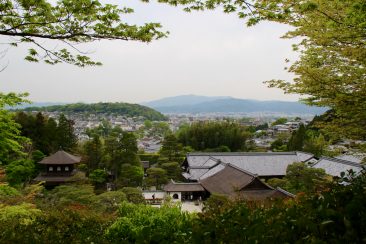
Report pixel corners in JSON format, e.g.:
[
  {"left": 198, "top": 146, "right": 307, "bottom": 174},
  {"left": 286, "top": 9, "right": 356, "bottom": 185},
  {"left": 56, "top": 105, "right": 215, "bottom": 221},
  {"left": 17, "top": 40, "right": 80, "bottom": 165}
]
[{"left": 21, "top": 102, "right": 167, "bottom": 121}]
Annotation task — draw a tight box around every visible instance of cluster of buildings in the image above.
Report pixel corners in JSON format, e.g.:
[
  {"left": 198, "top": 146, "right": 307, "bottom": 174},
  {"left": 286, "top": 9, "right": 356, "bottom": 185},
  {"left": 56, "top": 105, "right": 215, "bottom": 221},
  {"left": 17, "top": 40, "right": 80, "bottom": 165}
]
[
  {"left": 163, "top": 151, "right": 364, "bottom": 202},
  {"left": 43, "top": 111, "right": 145, "bottom": 140},
  {"left": 34, "top": 149, "right": 364, "bottom": 211}
]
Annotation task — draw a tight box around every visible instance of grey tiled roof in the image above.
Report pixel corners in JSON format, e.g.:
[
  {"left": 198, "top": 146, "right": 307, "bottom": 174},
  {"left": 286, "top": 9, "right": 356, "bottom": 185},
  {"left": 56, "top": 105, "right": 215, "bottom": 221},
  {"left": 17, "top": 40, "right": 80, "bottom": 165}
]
[
  {"left": 38, "top": 150, "right": 81, "bottom": 165},
  {"left": 312, "top": 157, "right": 363, "bottom": 177},
  {"left": 163, "top": 180, "right": 205, "bottom": 192},
  {"left": 185, "top": 151, "right": 314, "bottom": 179},
  {"left": 335, "top": 154, "right": 365, "bottom": 164},
  {"left": 199, "top": 164, "right": 226, "bottom": 180}
]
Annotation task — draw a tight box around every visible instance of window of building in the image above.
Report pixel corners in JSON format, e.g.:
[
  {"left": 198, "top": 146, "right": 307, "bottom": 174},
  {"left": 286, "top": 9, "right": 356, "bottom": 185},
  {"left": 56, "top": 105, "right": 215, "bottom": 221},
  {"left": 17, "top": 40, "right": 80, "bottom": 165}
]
[
  {"left": 172, "top": 193, "right": 179, "bottom": 199},
  {"left": 65, "top": 166, "right": 69, "bottom": 171},
  {"left": 49, "top": 166, "right": 53, "bottom": 172},
  {"left": 57, "top": 166, "right": 61, "bottom": 171}
]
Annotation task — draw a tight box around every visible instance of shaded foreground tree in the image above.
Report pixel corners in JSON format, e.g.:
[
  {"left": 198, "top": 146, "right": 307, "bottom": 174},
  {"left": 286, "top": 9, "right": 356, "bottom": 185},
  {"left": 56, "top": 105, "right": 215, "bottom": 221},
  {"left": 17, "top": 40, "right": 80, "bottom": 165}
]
[{"left": 0, "top": 0, "right": 167, "bottom": 67}]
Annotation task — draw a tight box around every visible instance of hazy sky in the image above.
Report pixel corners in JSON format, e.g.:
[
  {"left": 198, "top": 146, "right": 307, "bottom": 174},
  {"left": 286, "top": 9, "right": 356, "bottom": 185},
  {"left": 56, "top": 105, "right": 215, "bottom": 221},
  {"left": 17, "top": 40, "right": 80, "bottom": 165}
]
[{"left": 0, "top": 0, "right": 300, "bottom": 104}]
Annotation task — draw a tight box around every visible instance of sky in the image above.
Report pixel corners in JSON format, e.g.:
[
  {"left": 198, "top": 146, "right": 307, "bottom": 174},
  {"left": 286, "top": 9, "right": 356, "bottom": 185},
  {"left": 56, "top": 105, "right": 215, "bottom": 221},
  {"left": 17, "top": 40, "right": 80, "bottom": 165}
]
[{"left": 0, "top": 0, "right": 301, "bottom": 104}]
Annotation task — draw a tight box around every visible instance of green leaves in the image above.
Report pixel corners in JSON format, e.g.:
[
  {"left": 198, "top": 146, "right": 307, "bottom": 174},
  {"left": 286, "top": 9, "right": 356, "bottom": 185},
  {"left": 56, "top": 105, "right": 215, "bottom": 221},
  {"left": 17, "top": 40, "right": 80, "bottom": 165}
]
[
  {"left": 0, "top": 93, "right": 30, "bottom": 164},
  {"left": 1, "top": 0, "right": 168, "bottom": 66}
]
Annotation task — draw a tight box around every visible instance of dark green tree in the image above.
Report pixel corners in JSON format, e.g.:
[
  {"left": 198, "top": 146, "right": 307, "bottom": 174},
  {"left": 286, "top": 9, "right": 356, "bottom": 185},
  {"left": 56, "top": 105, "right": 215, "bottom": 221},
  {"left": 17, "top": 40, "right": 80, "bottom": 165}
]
[
  {"left": 104, "top": 128, "right": 140, "bottom": 181},
  {"left": 161, "top": 162, "right": 181, "bottom": 181},
  {"left": 56, "top": 114, "right": 77, "bottom": 151},
  {"left": 44, "top": 117, "right": 58, "bottom": 153},
  {"left": 145, "top": 167, "right": 168, "bottom": 189},
  {"left": 83, "top": 135, "right": 104, "bottom": 170},
  {"left": 178, "top": 121, "right": 252, "bottom": 151},
  {"left": 118, "top": 164, "right": 144, "bottom": 187},
  {"left": 89, "top": 169, "right": 108, "bottom": 186},
  {"left": 160, "top": 134, "right": 183, "bottom": 162},
  {"left": 5, "top": 159, "right": 35, "bottom": 186},
  {"left": 288, "top": 124, "right": 306, "bottom": 151}
]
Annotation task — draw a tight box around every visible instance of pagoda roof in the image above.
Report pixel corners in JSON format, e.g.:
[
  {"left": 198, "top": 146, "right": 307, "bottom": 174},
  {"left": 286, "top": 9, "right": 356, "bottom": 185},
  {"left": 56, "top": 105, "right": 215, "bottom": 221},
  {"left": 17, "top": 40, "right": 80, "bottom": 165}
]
[{"left": 38, "top": 150, "right": 81, "bottom": 165}]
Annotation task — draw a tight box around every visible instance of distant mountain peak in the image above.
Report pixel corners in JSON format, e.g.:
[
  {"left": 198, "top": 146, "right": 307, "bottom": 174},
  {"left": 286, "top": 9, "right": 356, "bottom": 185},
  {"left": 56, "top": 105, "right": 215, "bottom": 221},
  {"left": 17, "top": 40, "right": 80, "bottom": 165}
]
[
  {"left": 141, "top": 95, "right": 327, "bottom": 116},
  {"left": 142, "top": 95, "right": 232, "bottom": 108}
]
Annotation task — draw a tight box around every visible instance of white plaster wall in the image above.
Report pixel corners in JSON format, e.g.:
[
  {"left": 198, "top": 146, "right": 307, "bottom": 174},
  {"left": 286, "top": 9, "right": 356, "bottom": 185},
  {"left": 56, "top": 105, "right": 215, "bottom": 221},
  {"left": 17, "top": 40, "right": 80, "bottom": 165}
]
[{"left": 142, "top": 191, "right": 166, "bottom": 199}]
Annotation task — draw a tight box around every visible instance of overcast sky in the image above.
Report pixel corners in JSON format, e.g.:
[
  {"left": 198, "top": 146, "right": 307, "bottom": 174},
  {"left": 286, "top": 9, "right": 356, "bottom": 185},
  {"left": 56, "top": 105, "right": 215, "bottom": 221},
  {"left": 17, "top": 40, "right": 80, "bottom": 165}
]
[{"left": 0, "top": 0, "right": 300, "bottom": 104}]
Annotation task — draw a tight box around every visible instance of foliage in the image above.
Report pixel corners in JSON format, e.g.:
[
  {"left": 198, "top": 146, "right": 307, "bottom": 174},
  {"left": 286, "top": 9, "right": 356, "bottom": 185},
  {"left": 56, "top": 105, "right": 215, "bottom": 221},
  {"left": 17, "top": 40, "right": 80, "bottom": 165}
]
[
  {"left": 5, "top": 159, "right": 35, "bottom": 186},
  {"left": 106, "top": 202, "right": 193, "bottom": 243},
  {"left": 270, "top": 133, "right": 289, "bottom": 152},
  {"left": 195, "top": 170, "right": 366, "bottom": 243},
  {"left": 303, "top": 132, "right": 328, "bottom": 157},
  {"left": 83, "top": 135, "right": 104, "bottom": 170},
  {"left": 0, "top": 206, "right": 112, "bottom": 243},
  {"left": 287, "top": 123, "right": 306, "bottom": 151},
  {"left": 0, "top": 203, "right": 42, "bottom": 241},
  {"left": 57, "top": 113, "right": 78, "bottom": 151},
  {"left": 14, "top": 112, "right": 77, "bottom": 154},
  {"left": 268, "top": 162, "right": 329, "bottom": 194},
  {"left": 255, "top": 123, "right": 268, "bottom": 131},
  {"left": 86, "top": 119, "right": 113, "bottom": 138},
  {"left": 93, "top": 190, "right": 127, "bottom": 213},
  {"left": 23, "top": 102, "right": 167, "bottom": 121},
  {"left": 120, "top": 187, "right": 145, "bottom": 204},
  {"left": 271, "top": 117, "right": 288, "bottom": 126},
  {"left": 118, "top": 164, "right": 144, "bottom": 187},
  {"left": 177, "top": 121, "right": 252, "bottom": 151},
  {"left": 263, "top": 0, "right": 366, "bottom": 139},
  {"left": 145, "top": 167, "right": 168, "bottom": 189},
  {"left": 104, "top": 128, "right": 141, "bottom": 180},
  {"left": 161, "top": 162, "right": 182, "bottom": 181},
  {"left": 0, "top": 0, "right": 167, "bottom": 67},
  {"left": 44, "top": 184, "right": 96, "bottom": 207},
  {"left": 31, "top": 150, "right": 45, "bottom": 163},
  {"left": 89, "top": 169, "right": 108, "bottom": 185},
  {"left": 159, "top": 134, "right": 184, "bottom": 162},
  {"left": 138, "top": 153, "right": 160, "bottom": 165},
  {"left": 0, "top": 184, "right": 21, "bottom": 204},
  {"left": 0, "top": 93, "right": 30, "bottom": 164}
]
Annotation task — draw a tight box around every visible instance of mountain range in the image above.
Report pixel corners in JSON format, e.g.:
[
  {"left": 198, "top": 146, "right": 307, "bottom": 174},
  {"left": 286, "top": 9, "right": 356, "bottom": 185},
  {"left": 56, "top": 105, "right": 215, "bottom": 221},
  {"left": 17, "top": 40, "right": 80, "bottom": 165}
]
[{"left": 142, "top": 95, "right": 327, "bottom": 115}]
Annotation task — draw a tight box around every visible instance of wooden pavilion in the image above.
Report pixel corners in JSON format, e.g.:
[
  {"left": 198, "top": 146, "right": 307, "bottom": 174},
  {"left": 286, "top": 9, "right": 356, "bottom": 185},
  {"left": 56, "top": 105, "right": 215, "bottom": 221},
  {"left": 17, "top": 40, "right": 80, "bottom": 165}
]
[{"left": 33, "top": 150, "right": 81, "bottom": 186}]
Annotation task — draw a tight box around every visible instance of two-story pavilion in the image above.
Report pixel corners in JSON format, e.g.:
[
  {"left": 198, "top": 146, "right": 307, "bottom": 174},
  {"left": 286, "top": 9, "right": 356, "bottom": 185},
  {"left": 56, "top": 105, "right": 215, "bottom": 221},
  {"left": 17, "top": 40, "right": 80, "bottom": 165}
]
[{"left": 33, "top": 150, "right": 81, "bottom": 186}]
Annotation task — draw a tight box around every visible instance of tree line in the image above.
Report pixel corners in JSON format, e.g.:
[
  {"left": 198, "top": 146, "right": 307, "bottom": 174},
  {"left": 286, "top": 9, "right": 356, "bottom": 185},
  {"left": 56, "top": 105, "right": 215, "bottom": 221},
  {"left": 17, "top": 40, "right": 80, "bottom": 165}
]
[{"left": 22, "top": 102, "right": 167, "bottom": 121}]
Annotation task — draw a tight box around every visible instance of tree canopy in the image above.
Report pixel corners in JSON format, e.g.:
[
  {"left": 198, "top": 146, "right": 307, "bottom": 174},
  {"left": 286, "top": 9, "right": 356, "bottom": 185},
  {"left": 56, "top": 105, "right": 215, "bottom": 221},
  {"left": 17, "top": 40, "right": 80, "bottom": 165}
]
[
  {"left": 177, "top": 121, "right": 252, "bottom": 151},
  {"left": 0, "top": 0, "right": 167, "bottom": 67},
  {"left": 22, "top": 102, "right": 167, "bottom": 121},
  {"left": 0, "top": 93, "right": 29, "bottom": 164}
]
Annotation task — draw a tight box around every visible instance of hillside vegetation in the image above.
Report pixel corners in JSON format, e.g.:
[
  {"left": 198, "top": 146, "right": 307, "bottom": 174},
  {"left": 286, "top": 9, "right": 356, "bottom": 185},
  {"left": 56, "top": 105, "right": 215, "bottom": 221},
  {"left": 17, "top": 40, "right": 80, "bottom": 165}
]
[{"left": 21, "top": 102, "right": 167, "bottom": 121}]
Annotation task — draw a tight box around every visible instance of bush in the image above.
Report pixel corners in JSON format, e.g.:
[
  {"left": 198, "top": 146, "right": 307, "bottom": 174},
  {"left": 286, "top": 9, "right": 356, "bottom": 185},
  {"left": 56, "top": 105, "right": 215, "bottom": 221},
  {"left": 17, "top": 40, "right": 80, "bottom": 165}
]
[
  {"left": 121, "top": 187, "right": 145, "bottom": 204},
  {"left": 106, "top": 202, "right": 193, "bottom": 243}
]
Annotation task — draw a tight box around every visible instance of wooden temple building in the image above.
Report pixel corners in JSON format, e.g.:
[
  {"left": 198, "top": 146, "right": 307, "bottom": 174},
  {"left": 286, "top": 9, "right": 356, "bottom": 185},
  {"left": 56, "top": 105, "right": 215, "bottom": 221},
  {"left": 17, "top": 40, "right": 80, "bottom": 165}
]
[
  {"left": 164, "top": 164, "right": 294, "bottom": 201},
  {"left": 33, "top": 150, "right": 81, "bottom": 186}
]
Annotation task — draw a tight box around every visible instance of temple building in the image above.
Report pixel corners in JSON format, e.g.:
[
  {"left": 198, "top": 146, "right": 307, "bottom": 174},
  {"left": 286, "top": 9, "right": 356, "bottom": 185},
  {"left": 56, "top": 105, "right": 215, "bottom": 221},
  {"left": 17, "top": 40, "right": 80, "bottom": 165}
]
[
  {"left": 33, "top": 150, "right": 81, "bottom": 186},
  {"left": 164, "top": 164, "right": 294, "bottom": 201}
]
